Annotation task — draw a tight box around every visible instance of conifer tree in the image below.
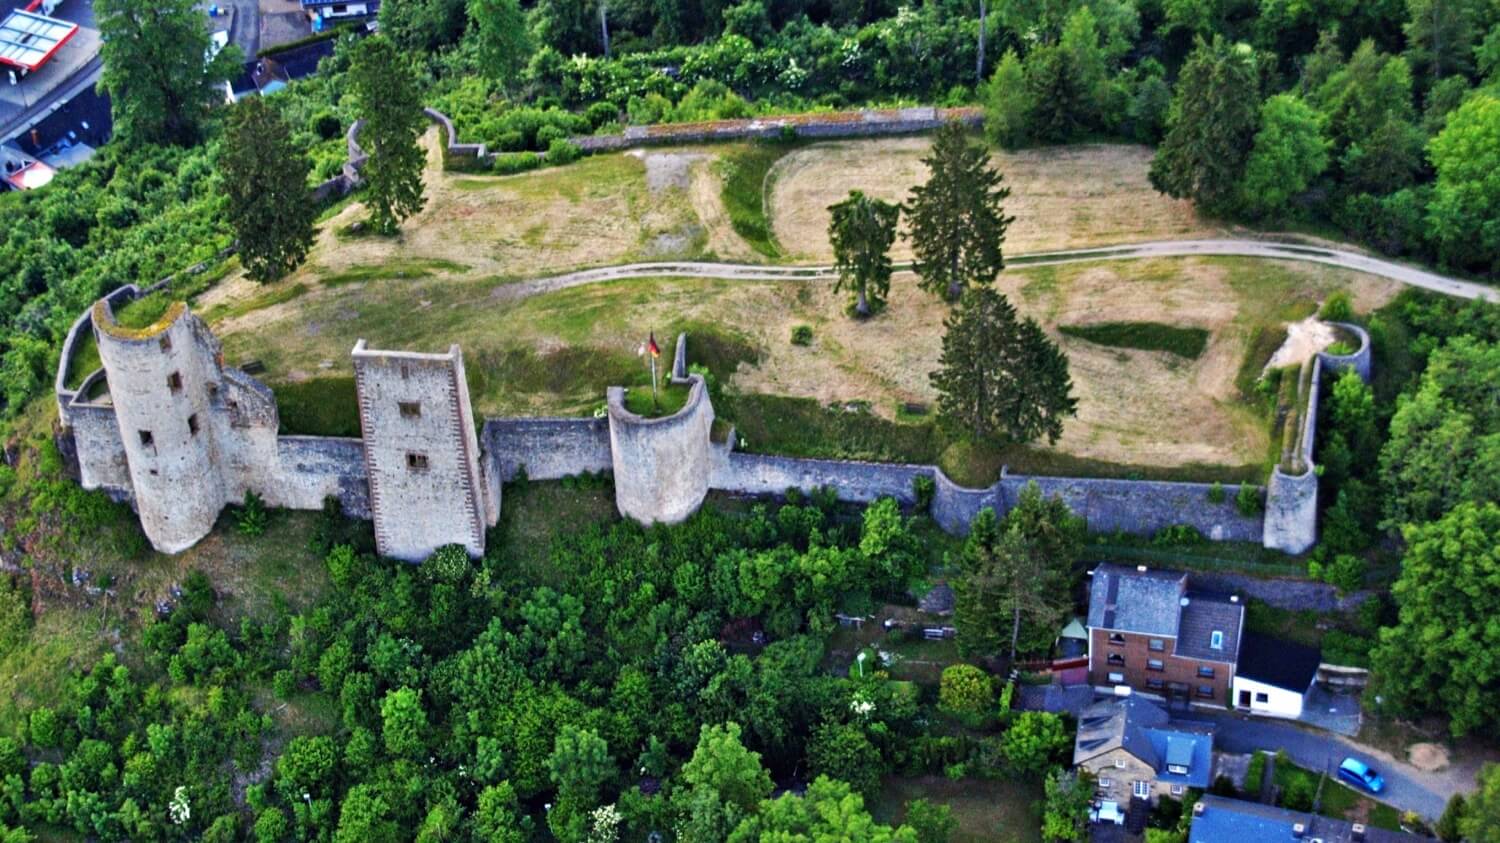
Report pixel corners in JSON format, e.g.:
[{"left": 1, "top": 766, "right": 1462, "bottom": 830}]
[
  {"left": 349, "top": 36, "right": 427, "bottom": 234},
  {"left": 219, "top": 98, "right": 317, "bottom": 283},
  {"left": 930, "top": 287, "right": 1077, "bottom": 445},
  {"left": 827, "top": 190, "right": 900, "bottom": 318},
  {"left": 906, "top": 121, "right": 1016, "bottom": 302},
  {"left": 1149, "top": 36, "right": 1261, "bottom": 215}
]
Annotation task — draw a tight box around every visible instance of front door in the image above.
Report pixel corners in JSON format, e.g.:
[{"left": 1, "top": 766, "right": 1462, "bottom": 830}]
[{"left": 1238, "top": 689, "right": 1252, "bottom": 707}]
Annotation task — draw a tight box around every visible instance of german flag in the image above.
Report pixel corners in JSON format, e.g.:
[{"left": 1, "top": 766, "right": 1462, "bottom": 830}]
[{"left": 647, "top": 332, "right": 661, "bottom": 358}]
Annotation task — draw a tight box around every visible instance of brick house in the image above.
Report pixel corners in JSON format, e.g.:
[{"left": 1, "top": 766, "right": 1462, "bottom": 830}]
[
  {"left": 1086, "top": 564, "right": 1244, "bottom": 707},
  {"left": 1073, "top": 695, "right": 1215, "bottom": 805}
]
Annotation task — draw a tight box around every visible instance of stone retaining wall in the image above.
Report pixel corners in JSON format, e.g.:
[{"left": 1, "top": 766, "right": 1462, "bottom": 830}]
[
  {"left": 711, "top": 450, "right": 930, "bottom": 504},
  {"left": 1002, "top": 473, "right": 1262, "bottom": 542},
  {"left": 572, "top": 106, "right": 984, "bottom": 152}
]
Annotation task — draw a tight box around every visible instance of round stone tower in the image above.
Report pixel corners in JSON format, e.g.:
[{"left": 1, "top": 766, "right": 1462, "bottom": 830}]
[
  {"left": 93, "top": 299, "right": 226, "bottom": 553},
  {"left": 607, "top": 374, "right": 714, "bottom": 525}
]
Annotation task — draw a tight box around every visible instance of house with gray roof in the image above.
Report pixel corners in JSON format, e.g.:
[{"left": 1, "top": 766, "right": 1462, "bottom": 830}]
[
  {"left": 1087, "top": 564, "right": 1245, "bottom": 707},
  {"left": 1189, "top": 794, "right": 1422, "bottom": 842},
  {"left": 1073, "top": 695, "right": 1215, "bottom": 807}
]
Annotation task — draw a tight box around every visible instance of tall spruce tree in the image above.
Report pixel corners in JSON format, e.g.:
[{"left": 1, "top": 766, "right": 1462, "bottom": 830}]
[
  {"left": 349, "top": 36, "right": 427, "bottom": 234},
  {"left": 906, "top": 122, "right": 1015, "bottom": 302},
  {"left": 953, "top": 485, "right": 1082, "bottom": 663},
  {"left": 95, "top": 0, "right": 241, "bottom": 146},
  {"left": 827, "top": 190, "right": 900, "bottom": 318},
  {"left": 219, "top": 98, "right": 317, "bottom": 283},
  {"left": 1149, "top": 36, "right": 1261, "bottom": 215},
  {"left": 930, "top": 287, "right": 1077, "bottom": 444}
]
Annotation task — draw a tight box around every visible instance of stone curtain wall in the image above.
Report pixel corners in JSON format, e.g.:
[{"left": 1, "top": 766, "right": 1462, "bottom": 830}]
[
  {"left": 1001, "top": 475, "right": 1263, "bottom": 542},
  {"left": 482, "top": 417, "right": 612, "bottom": 481},
  {"left": 275, "top": 436, "right": 371, "bottom": 518},
  {"left": 711, "top": 450, "right": 930, "bottom": 504},
  {"left": 1261, "top": 322, "right": 1371, "bottom": 554},
  {"left": 572, "top": 106, "right": 984, "bottom": 153}
]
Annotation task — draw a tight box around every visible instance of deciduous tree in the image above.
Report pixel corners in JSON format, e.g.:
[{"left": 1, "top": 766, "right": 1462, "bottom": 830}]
[
  {"left": 827, "top": 190, "right": 900, "bottom": 317},
  {"left": 348, "top": 36, "right": 427, "bottom": 234},
  {"left": 1041, "top": 768, "right": 1093, "bottom": 842},
  {"left": 468, "top": 0, "right": 532, "bottom": 85},
  {"left": 930, "top": 287, "right": 1077, "bottom": 445},
  {"left": 1426, "top": 94, "right": 1500, "bottom": 272},
  {"left": 1369, "top": 501, "right": 1500, "bottom": 736},
  {"left": 1240, "top": 94, "right": 1329, "bottom": 218},
  {"left": 906, "top": 122, "right": 1015, "bottom": 301},
  {"left": 95, "top": 0, "right": 241, "bottom": 146},
  {"left": 220, "top": 98, "right": 318, "bottom": 283}
]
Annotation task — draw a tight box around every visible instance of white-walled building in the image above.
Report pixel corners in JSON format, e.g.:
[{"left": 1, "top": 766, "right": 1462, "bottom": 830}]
[{"left": 1231, "top": 632, "right": 1321, "bottom": 719}]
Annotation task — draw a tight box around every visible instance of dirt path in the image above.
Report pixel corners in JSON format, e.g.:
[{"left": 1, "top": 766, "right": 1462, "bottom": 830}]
[{"left": 485, "top": 239, "right": 1497, "bottom": 303}]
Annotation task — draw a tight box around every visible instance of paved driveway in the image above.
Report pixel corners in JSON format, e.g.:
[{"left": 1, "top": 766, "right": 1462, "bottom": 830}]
[{"left": 1196, "top": 711, "right": 1455, "bottom": 821}]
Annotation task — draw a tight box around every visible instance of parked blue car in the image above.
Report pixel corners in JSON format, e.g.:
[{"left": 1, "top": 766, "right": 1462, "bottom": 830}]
[{"left": 1338, "top": 757, "right": 1385, "bottom": 794}]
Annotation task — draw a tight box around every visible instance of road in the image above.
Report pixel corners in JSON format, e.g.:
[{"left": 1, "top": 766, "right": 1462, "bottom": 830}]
[
  {"left": 0, "top": 53, "right": 99, "bottom": 144},
  {"left": 1198, "top": 710, "right": 1454, "bottom": 821},
  {"left": 502, "top": 238, "right": 1497, "bottom": 303}
]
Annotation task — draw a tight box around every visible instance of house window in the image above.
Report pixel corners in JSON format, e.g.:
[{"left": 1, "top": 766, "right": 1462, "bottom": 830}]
[
  {"left": 406, "top": 452, "right": 429, "bottom": 472},
  {"left": 1168, "top": 764, "right": 1189, "bottom": 776},
  {"left": 1107, "top": 672, "right": 1125, "bottom": 684},
  {"left": 1114, "top": 758, "right": 1125, "bottom": 769},
  {"left": 1098, "top": 778, "right": 1112, "bottom": 789},
  {"left": 138, "top": 430, "right": 154, "bottom": 449},
  {"left": 167, "top": 371, "right": 183, "bottom": 394},
  {"left": 1210, "top": 630, "right": 1224, "bottom": 650},
  {"left": 398, "top": 401, "right": 421, "bottom": 418},
  {"left": 1149, "top": 638, "right": 1165, "bottom": 651},
  {"left": 1196, "top": 685, "right": 1214, "bottom": 699},
  {"left": 1108, "top": 633, "right": 1125, "bottom": 646},
  {"left": 1107, "top": 653, "right": 1125, "bottom": 667},
  {"left": 1133, "top": 781, "right": 1150, "bottom": 799},
  {"left": 1171, "top": 785, "right": 1184, "bottom": 796},
  {"left": 159, "top": 334, "right": 172, "bottom": 352},
  {"left": 1147, "top": 659, "right": 1164, "bottom": 672},
  {"left": 1197, "top": 666, "right": 1215, "bottom": 679},
  {"left": 1255, "top": 692, "right": 1270, "bottom": 704},
  {"left": 187, "top": 414, "right": 199, "bottom": 436},
  {"left": 1146, "top": 678, "right": 1165, "bottom": 691}
]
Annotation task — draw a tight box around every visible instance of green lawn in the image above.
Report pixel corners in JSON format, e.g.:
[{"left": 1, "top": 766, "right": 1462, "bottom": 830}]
[
  {"left": 273, "top": 377, "right": 362, "bottom": 437},
  {"left": 716, "top": 140, "right": 801, "bottom": 258},
  {"left": 872, "top": 775, "right": 1042, "bottom": 843},
  {"left": 1273, "top": 758, "right": 1403, "bottom": 831},
  {"left": 1058, "top": 321, "right": 1210, "bottom": 359},
  {"left": 622, "top": 379, "right": 691, "bottom": 417}
]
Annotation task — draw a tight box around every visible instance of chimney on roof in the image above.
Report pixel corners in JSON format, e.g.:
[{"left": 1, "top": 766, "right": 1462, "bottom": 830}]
[
  {"left": 1136, "top": 565, "right": 1148, "bottom": 573},
  {"left": 1351, "top": 824, "right": 1366, "bottom": 842},
  {"left": 1292, "top": 822, "right": 1306, "bottom": 839},
  {"left": 1230, "top": 595, "right": 1240, "bottom": 603}
]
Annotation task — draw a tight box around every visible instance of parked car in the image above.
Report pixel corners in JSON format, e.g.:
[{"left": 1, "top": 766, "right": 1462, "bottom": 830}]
[{"left": 1337, "top": 757, "right": 1385, "bottom": 793}]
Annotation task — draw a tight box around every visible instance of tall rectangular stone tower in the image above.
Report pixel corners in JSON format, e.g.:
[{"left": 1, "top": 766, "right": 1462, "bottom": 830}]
[{"left": 352, "top": 341, "right": 495, "bottom": 562}]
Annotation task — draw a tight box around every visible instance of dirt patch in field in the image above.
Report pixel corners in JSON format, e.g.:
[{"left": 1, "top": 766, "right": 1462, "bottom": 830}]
[
  {"left": 629, "top": 149, "right": 704, "bottom": 192},
  {"left": 768, "top": 137, "right": 1225, "bottom": 260},
  {"left": 1408, "top": 743, "right": 1450, "bottom": 772},
  {"left": 1265, "top": 316, "right": 1338, "bottom": 372},
  {"left": 688, "top": 157, "right": 761, "bottom": 262}
]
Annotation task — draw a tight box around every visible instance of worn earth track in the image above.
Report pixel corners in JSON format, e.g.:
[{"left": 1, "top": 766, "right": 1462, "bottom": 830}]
[{"left": 493, "top": 238, "right": 1497, "bottom": 302}]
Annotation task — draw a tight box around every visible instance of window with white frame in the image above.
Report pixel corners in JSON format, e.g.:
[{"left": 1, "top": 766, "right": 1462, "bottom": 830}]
[
  {"left": 1108, "top": 672, "right": 1125, "bottom": 684},
  {"left": 1171, "top": 784, "right": 1184, "bottom": 796},
  {"left": 1210, "top": 630, "right": 1224, "bottom": 650},
  {"left": 1133, "top": 781, "right": 1150, "bottom": 798}
]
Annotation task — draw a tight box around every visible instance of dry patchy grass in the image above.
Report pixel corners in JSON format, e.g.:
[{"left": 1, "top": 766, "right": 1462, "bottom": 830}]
[
  {"left": 768, "top": 137, "right": 1225, "bottom": 260},
  {"left": 214, "top": 255, "right": 1400, "bottom": 471}
]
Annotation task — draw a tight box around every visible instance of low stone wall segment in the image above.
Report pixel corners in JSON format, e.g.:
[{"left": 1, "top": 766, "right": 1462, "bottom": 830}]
[{"left": 482, "top": 417, "right": 612, "bottom": 482}]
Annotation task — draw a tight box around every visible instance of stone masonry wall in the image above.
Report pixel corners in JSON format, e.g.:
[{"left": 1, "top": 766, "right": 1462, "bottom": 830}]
[
  {"left": 711, "top": 450, "right": 929, "bottom": 504},
  {"left": 482, "top": 417, "right": 612, "bottom": 481},
  {"left": 1002, "top": 474, "right": 1263, "bottom": 542},
  {"left": 353, "top": 341, "right": 492, "bottom": 562}
]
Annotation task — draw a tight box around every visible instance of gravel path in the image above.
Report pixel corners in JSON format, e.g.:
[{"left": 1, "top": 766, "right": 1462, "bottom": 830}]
[{"left": 487, "top": 238, "right": 1497, "bottom": 303}]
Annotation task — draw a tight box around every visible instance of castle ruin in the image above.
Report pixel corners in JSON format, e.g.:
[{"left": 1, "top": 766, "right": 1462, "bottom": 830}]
[{"left": 56, "top": 290, "right": 1370, "bottom": 560}]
